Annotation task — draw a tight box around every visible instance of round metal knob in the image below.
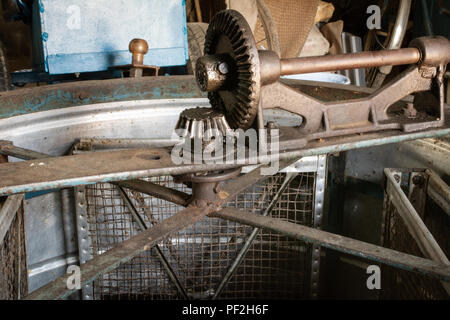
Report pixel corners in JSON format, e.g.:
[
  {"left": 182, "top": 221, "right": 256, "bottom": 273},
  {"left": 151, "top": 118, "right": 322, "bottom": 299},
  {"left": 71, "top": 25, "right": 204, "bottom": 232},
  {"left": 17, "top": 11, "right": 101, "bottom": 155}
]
[{"left": 129, "top": 38, "right": 149, "bottom": 65}]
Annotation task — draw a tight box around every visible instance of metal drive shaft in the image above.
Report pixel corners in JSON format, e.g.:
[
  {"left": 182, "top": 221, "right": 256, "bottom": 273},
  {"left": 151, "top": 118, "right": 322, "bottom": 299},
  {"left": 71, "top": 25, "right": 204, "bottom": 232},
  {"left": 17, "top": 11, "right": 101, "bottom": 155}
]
[
  {"left": 279, "top": 47, "right": 420, "bottom": 75},
  {"left": 196, "top": 36, "right": 450, "bottom": 92}
]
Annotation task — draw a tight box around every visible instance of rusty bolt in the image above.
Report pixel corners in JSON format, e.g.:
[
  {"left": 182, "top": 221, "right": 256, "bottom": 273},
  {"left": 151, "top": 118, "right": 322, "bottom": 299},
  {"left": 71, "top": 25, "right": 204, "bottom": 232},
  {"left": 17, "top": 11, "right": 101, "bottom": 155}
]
[
  {"left": 267, "top": 121, "right": 276, "bottom": 130},
  {"left": 412, "top": 175, "right": 425, "bottom": 187},
  {"left": 394, "top": 174, "right": 401, "bottom": 183},
  {"left": 404, "top": 103, "right": 417, "bottom": 119}
]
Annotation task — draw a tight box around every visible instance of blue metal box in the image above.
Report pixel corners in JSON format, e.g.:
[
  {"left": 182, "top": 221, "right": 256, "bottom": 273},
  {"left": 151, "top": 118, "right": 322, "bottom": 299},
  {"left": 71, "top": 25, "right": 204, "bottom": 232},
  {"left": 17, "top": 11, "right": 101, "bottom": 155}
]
[{"left": 32, "top": 0, "right": 189, "bottom": 75}]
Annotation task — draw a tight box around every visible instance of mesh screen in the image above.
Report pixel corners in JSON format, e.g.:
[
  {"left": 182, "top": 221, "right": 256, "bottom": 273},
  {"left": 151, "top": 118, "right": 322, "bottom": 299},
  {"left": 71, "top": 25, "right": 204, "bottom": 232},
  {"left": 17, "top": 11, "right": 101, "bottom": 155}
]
[
  {"left": 381, "top": 190, "right": 449, "bottom": 300},
  {"left": 85, "top": 172, "right": 316, "bottom": 300},
  {"left": 0, "top": 203, "right": 28, "bottom": 300}
]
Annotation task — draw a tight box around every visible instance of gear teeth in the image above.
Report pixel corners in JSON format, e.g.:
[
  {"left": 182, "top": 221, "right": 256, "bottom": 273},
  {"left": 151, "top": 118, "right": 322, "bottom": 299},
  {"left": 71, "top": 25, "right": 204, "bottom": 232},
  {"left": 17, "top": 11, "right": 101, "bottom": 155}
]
[{"left": 203, "top": 9, "right": 260, "bottom": 130}]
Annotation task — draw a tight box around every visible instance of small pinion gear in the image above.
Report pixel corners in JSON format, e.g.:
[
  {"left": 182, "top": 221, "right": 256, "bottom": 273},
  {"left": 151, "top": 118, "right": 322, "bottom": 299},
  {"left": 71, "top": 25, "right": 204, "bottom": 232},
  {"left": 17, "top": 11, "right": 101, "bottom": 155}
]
[{"left": 203, "top": 9, "right": 261, "bottom": 130}]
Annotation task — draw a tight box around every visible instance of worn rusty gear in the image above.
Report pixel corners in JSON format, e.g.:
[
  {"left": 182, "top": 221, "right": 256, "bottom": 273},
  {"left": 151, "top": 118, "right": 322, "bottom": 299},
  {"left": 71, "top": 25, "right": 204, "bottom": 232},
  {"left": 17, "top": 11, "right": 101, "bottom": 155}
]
[{"left": 203, "top": 9, "right": 261, "bottom": 130}]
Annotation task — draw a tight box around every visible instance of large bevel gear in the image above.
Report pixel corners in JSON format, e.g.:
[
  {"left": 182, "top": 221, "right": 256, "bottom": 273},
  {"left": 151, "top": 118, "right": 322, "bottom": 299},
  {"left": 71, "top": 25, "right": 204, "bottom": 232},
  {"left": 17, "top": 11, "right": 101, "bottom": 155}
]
[{"left": 201, "top": 9, "right": 261, "bottom": 130}]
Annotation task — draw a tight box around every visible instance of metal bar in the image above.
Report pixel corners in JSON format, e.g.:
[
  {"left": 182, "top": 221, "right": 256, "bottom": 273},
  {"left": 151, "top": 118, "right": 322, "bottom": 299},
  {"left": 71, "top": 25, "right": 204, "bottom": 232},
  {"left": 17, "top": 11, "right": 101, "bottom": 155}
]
[
  {"left": 75, "top": 138, "right": 180, "bottom": 151},
  {"left": 385, "top": 169, "right": 450, "bottom": 295},
  {"left": 212, "top": 171, "right": 297, "bottom": 299},
  {"left": 115, "top": 180, "right": 191, "bottom": 207},
  {"left": 0, "top": 194, "right": 24, "bottom": 244},
  {"left": 279, "top": 48, "right": 420, "bottom": 76},
  {"left": 0, "top": 140, "right": 54, "bottom": 160},
  {"left": 211, "top": 208, "right": 450, "bottom": 282},
  {"left": 385, "top": 169, "right": 449, "bottom": 265},
  {"left": 373, "top": 0, "right": 411, "bottom": 86},
  {"left": 74, "top": 186, "right": 94, "bottom": 300},
  {"left": 1, "top": 126, "right": 449, "bottom": 196},
  {"left": 421, "top": 0, "right": 434, "bottom": 36},
  {"left": 425, "top": 169, "right": 450, "bottom": 216},
  {"left": 116, "top": 185, "right": 189, "bottom": 299},
  {"left": 310, "top": 154, "right": 327, "bottom": 299}
]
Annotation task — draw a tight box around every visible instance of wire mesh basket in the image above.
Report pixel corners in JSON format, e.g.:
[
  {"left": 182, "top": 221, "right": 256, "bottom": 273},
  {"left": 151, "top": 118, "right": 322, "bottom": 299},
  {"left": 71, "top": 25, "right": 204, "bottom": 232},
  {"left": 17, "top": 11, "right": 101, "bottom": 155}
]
[{"left": 83, "top": 171, "right": 318, "bottom": 300}]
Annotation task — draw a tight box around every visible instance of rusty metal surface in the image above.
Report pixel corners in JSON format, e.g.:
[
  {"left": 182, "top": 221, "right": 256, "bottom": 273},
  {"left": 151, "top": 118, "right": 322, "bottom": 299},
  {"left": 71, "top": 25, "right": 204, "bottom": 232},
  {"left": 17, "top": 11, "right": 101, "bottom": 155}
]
[
  {"left": 116, "top": 180, "right": 191, "bottom": 207},
  {"left": 211, "top": 208, "right": 450, "bottom": 282},
  {"left": 1, "top": 123, "right": 450, "bottom": 197},
  {"left": 197, "top": 10, "right": 448, "bottom": 146},
  {"left": 0, "top": 76, "right": 205, "bottom": 119},
  {"left": 202, "top": 10, "right": 262, "bottom": 130}
]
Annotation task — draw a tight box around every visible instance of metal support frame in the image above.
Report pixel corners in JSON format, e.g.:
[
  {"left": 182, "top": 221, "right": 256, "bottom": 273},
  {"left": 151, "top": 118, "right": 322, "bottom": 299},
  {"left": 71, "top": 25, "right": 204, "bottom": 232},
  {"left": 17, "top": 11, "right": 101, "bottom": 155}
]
[
  {"left": 74, "top": 186, "right": 93, "bottom": 300},
  {"left": 384, "top": 168, "right": 450, "bottom": 295},
  {"left": 1, "top": 122, "right": 449, "bottom": 197},
  {"left": 210, "top": 208, "right": 450, "bottom": 282},
  {"left": 310, "top": 154, "right": 327, "bottom": 299},
  {"left": 25, "top": 159, "right": 295, "bottom": 300},
  {"left": 2, "top": 141, "right": 450, "bottom": 299},
  {"left": 22, "top": 158, "right": 450, "bottom": 299}
]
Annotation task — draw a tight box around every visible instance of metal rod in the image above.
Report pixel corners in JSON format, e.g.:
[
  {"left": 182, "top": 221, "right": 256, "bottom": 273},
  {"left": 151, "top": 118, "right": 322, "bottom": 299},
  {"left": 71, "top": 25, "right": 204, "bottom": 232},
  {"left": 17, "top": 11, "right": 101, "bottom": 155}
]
[
  {"left": 1, "top": 127, "right": 450, "bottom": 197},
  {"left": 115, "top": 180, "right": 191, "bottom": 207},
  {"left": 116, "top": 185, "right": 189, "bottom": 299},
  {"left": 0, "top": 140, "right": 51, "bottom": 160},
  {"left": 76, "top": 138, "right": 180, "bottom": 151},
  {"left": 279, "top": 47, "right": 421, "bottom": 75},
  {"left": 385, "top": 169, "right": 450, "bottom": 295},
  {"left": 194, "top": 0, "right": 202, "bottom": 22},
  {"left": 211, "top": 208, "right": 450, "bottom": 282},
  {"left": 426, "top": 169, "right": 450, "bottom": 216},
  {"left": 0, "top": 194, "right": 24, "bottom": 244},
  {"left": 372, "top": 0, "right": 411, "bottom": 87},
  {"left": 212, "top": 172, "right": 297, "bottom": 299},
  {"left": 385, "top": 169, "right": 449, "bottom": 265},
  {"left": 421, "top": 0, "right": 434, "bottom": 36}
]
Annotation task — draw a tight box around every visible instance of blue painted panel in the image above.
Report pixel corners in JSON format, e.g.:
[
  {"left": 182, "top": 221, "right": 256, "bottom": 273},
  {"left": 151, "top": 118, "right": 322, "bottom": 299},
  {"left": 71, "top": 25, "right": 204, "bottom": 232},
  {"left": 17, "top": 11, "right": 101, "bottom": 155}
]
[{"left": 33, "top": 0, "right": 189, "bottom": 74}]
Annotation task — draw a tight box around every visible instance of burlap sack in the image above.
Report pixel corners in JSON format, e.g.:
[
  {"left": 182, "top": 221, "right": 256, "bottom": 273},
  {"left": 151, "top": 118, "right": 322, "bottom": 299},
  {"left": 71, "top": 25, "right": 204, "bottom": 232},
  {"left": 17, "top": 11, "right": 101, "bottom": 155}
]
[{"left": 254, "top": 0, "right": 319, "bottom": 58}]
